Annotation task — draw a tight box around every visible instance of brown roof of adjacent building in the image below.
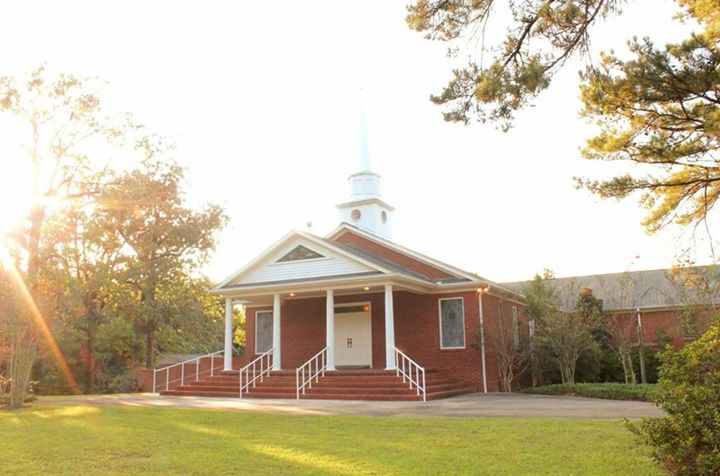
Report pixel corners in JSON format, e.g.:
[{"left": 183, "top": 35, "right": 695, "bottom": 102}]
[{"left": 501, "top": 265, "right": 720, "bottom": 311}]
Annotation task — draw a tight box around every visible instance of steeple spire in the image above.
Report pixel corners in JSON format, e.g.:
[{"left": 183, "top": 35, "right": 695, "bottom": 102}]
[
  {"left": 336, "top": 89, "right": 395, "bottom": 238},
  {"left": 358, "top": 88, "right": 371, "bottom": 173}
]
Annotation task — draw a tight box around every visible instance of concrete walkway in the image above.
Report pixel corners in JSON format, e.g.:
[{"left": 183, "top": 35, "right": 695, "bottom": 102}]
[{"left": 40, "top": 392, "right": 664, "bottom": 419}]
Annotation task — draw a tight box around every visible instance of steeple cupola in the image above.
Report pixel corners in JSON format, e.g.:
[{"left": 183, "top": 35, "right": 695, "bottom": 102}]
[{"left": 337, "top": 171, "right": 394, "bottom": 239}]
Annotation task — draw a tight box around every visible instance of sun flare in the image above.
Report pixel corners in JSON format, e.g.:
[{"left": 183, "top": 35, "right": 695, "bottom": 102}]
[{"left": 0, "top": 148, "right": 34, "bottom": 239}]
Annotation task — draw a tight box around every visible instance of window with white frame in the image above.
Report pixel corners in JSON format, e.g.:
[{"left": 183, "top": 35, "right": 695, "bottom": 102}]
[
  {"left": 512, "top": 306, "right": 519, "bottom": 349},
  {"left": 255, "top": 311, "right": 273, "bottom": 353},
  {"left": 439, "top": 298, "right": 465, "bottom": 349}
]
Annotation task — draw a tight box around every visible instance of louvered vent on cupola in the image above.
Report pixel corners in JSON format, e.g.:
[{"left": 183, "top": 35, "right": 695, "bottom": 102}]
[{"left": 275, "top": 245, "right": 324, "bottom": 263}]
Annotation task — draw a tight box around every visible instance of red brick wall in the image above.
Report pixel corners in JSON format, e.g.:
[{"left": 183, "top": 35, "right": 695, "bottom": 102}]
[
  {"left": 394, "top": 290, "right": 484, "bottom": 390},
  {"left": 605, "top": 308, "right": 713, "bottom": 349},
  {"left": 245, "top": 289, "right": 528, "bottom": 392},
  {"left": 333, "top": 232, "right": 455, "bottom": 280}
]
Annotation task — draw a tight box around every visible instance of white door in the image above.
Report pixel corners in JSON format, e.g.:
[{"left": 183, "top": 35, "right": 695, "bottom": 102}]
[{"left": 334, "top": 308, "right": 372, "bottom": 367}]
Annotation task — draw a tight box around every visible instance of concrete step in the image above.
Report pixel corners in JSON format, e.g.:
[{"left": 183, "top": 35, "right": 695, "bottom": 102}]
[
  {"left": 305, "top": 388, "right": 418, "bottom": 396},
  {"left": 298, "top": 393, "right": 423, "bottom": 401}
]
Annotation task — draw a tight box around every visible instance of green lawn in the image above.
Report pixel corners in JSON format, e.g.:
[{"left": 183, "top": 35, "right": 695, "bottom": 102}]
[{"left": 0, "top": 405, "right": 660, "bottom": 475}]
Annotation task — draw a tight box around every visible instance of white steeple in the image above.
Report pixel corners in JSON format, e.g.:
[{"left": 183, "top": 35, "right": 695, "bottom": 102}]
[{"left": 337, "top": 91, "right": 394, "bottom": 238}]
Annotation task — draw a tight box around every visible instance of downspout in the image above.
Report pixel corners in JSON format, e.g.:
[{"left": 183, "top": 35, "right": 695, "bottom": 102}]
[
  {"left": 478, "top": 286, "right": 489, "bottom": 393},
  {"left": 637, "top": 308, "right": 647, "bottom": 384}
]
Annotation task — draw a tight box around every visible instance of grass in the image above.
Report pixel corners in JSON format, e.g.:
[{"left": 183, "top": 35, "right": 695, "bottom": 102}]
[
  {"left": 0, "top": 404, "right": 661, "bottom": 475},
  {"left": 521, "top": 383, "right": 659, "bottom": 402}
]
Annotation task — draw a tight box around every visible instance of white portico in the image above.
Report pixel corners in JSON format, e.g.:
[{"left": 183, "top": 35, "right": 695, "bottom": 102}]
[{"left": 216, "top": 228, "right": 409, "bottom": 372}]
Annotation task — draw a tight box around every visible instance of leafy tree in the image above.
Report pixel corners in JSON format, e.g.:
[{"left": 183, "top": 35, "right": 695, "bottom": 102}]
[
  {"left": 155, "top": 276, "right": 225, "bottom": 355},
  {"left": 576, "top": 287, "right": 604, "bottom": 334},
  {"left": 41, "top": 205, "right": 123, "bottom": 393},
  {"left": 573, "top": 287, "right": 607, "bottom": 382},
  {"left": 98, "top": 158, "right": 227, "bottom": 367},
  {"left": 523, "top": 270, "right": 558, "bottom": 322},
  {"left": 522, "top": 271, "right": 559, "bottom": 384},
  {"left": 669, "top": 265, "right": 720, "bottom": 340},
  {"left": 535, "top": 308, "right": 598, "bottom": 384},
  {"left": 484, "top": 304, "right": 528, "bottom": 392},
  {"left": 523, "top": 273, "right": 600, "bottom": 384},
  {"left": 0, "top": 65, "right": 138, "bottom": 407},
  {"left": 0, "top": 266, "right": 35, "bottom": 406},
  {"left": 406, "top": 0, "right": 623, "bottom": 129},
  {"left": 408, "top": 1, "right": 720, "bottom": 232},
  {"left": 630, "top": 324, "right": 720, "bottom": 474}
]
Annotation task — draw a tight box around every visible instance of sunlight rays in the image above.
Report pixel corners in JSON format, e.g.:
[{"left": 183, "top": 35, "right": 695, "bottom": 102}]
[
  {"left": 2, "top": 258, "right": 79, "bottom": 394},
  {"left": 247, "top": 443, "right": 377, "bottom": 475}
]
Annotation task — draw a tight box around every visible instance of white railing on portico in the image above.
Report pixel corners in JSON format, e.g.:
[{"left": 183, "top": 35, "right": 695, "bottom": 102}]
[
  {"left": 395, "top": 347, "right": 426, "bottom": 402},
  {"left": 296, "top": 347, "right": 328, "bottom": 400},
  {"left": 152, "top": 349, "right": 225, "bottom": 394},
  {"left": 239, "top": 348, "right": 274, "bottom": 399}
]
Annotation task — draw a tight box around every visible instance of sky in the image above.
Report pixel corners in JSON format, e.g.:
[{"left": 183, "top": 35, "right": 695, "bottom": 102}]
[{"left": 0, "top": 0, "right": 713, "bottom": 283}]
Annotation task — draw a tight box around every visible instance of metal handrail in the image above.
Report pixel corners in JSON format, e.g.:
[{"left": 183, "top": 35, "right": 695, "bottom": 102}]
[
  {"left": 296, "top": 347, "right": 327, "bottom": 400},
  {"left": 152, "top": 349, "right": 225, "bottom": 394},
  {"left": 239, "top": 348, "right": 274, "bottom": 399},
  {"left": 394, "top": 347, "right": 426, "bottom": 402}
]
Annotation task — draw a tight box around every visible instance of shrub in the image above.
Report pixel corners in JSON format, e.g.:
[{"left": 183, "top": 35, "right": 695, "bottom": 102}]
[
  {"left": 629, "top": 325, "right": 720, "bottom": 475},
  {"left": 522, "top": 383, "right": 658, "bottom": 401}
]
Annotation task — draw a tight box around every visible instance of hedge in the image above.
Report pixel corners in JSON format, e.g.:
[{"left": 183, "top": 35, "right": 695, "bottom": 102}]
[{"left": 521, "top": 383, "right": 658, "bottom": 401}]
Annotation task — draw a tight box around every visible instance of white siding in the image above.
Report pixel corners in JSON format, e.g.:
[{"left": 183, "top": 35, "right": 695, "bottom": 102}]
[{"left": 234, "top": 238, "right": 375, "bottom": 285}]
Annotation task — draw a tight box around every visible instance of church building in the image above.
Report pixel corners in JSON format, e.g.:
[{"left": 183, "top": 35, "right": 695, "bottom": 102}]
[{"left": 156, "top": 167, "right": 529, "bottom": 400}]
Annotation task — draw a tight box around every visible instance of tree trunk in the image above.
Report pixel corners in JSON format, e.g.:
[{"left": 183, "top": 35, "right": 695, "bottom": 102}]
[
  {"left": 145, "top": 328, "right": 154, "bottom": 369},
  {"left": 141, "top": 279, "right": 158, "bottom": 369},
  {"left": 84, "top": 330, "right": 95, "bottom": 394},
  {"left": 7, "top": 332, "right": 35, "bottom": 409}
]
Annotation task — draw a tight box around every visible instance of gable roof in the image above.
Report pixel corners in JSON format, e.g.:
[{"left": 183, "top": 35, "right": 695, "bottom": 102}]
[
  {"left": 213, "top": 223, "right": 525, "bottom": 299},
  {"left": 325, "top": 223, "right": 526, "bottom": 298},
  {"left": 327, "top": 223, "right": 482, "bottom": 283},
  {"left": 501, "top": 265, "right": 720, "bottom": 311},
  {"left": 213, "top": 229, "right": 392, "bottom": 290}
]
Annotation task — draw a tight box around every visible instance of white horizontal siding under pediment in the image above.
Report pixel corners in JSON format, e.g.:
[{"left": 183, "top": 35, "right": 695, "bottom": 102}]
[{"left": 234, "top": 238, "right": 379, "bottom": 286}]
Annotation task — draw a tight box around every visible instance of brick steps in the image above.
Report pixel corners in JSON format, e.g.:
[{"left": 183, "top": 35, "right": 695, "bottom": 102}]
[{"left": 159, "top": 369, "right": 474, "bottom": 401}]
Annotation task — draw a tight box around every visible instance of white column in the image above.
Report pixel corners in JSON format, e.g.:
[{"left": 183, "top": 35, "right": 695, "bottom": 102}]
[
  {"left": 272, "top": 294, "right": 282, "bottom": 370},
  {"left": 224, "top": 298, "right": 233, "bottom": 371},
  {"left": 326, "top": 289, "right": 335, "bottom": 370},
  {"left": 384, "top": 284, "right": 396, "bottom": 370},
  {"left": 478, "top": 291, "right": 488, "bottom": 393}
]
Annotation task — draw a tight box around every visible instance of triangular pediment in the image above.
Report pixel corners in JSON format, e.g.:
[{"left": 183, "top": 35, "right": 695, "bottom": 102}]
[
  {"left": 216, "top": 231, "right": 391, "bottom": 289},
  {"left": 276, "top": 245, "right": 324, "bottom": 263}
]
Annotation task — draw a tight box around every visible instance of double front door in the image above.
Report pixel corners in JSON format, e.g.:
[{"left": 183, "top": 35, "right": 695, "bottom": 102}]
[{"left": 333, "top": 304, "right": 372, "bottom": 367}]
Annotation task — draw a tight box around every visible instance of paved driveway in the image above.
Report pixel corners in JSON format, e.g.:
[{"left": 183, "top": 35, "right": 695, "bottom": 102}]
[{"left": 41, "top": 392, "right": 664, "bottom": 419}]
